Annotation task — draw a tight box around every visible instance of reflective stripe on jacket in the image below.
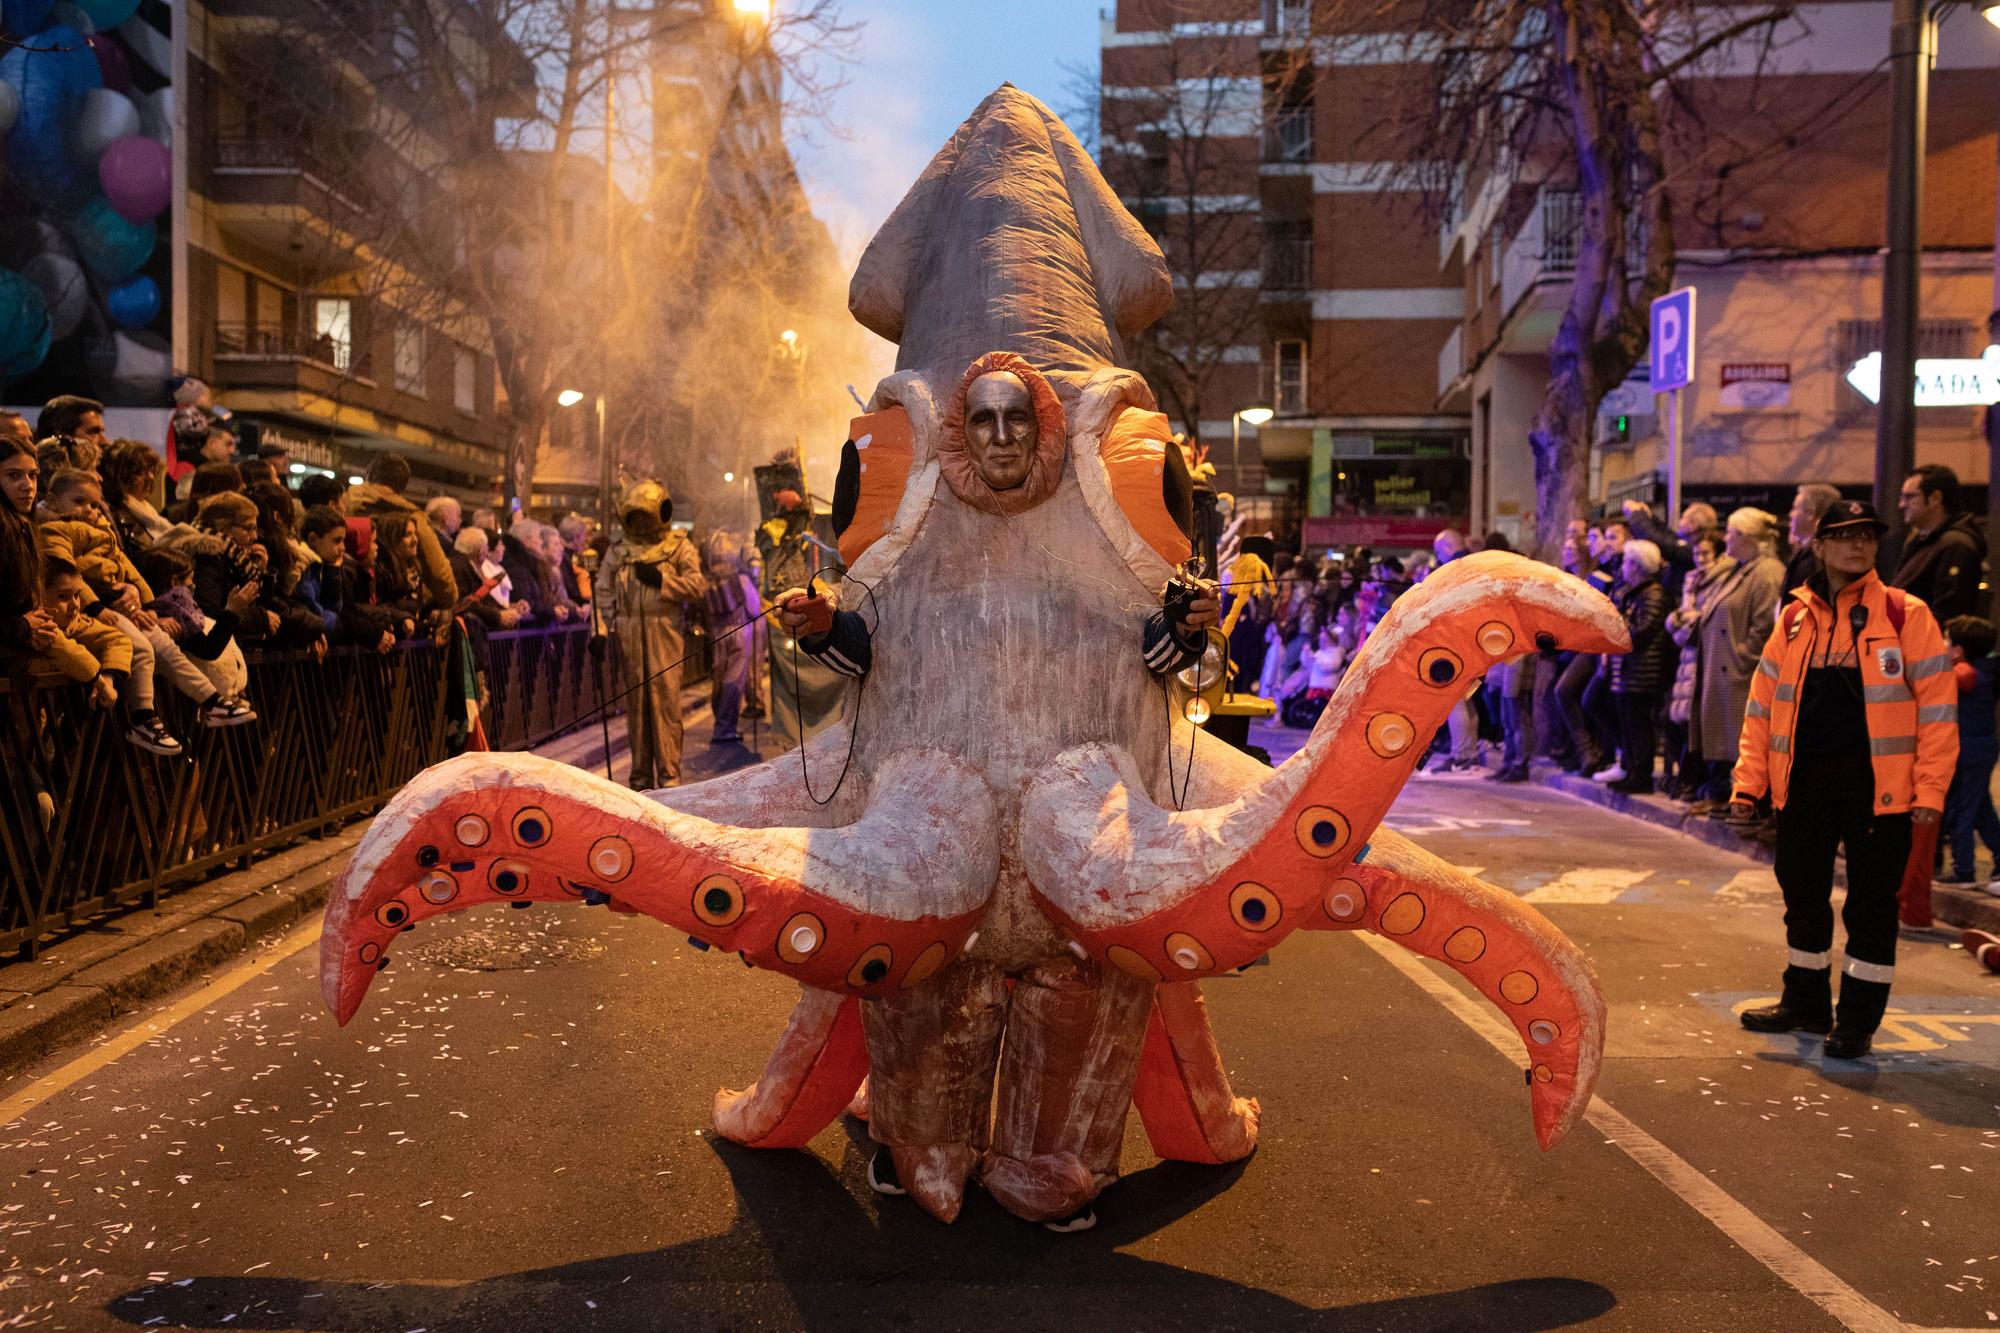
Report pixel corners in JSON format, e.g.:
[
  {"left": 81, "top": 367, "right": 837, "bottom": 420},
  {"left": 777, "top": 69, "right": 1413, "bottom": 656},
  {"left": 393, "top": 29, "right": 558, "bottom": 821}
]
[{"left": 1732, "top": 571, "right": 1958, "bottom": 813}]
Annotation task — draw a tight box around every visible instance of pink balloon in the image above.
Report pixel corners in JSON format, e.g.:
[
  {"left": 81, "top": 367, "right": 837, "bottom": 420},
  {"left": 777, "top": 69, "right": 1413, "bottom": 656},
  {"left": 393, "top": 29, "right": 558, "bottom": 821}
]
[
  {"left": 98, "top": 135, "right": 170, "bottom": 223},
  {"left": 88, "top": 34, "right": 131, "bottom": 94}
]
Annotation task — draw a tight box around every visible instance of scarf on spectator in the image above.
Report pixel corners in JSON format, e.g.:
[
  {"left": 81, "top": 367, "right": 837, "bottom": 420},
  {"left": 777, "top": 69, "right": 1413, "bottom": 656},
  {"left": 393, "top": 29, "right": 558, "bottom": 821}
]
[{"left": 123, "top": 494, "right": 170, "bottom": 542}]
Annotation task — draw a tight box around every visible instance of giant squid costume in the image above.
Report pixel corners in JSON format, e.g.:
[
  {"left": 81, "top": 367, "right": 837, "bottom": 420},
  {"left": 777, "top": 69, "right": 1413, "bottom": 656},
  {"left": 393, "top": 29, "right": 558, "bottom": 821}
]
[{"left": 321, "top": 87, "right": 1629, "bottom": 1227}]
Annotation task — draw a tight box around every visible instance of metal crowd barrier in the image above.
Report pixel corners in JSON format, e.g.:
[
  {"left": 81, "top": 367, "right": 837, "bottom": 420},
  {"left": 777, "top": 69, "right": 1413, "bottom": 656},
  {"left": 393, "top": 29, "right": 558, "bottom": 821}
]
[{"left": 0, "top": 623, "right": 621, "bottom": 959}]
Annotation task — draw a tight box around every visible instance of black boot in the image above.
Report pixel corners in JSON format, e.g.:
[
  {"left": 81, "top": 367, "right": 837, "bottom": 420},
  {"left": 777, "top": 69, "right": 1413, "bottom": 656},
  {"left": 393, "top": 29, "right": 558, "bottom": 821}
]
[
  {"left": 1740, "top": 965, "right": 1832, "bottom": 1034},
  {"left": 1827, "top": 974, "right": 1891, "bottom": 1059}
]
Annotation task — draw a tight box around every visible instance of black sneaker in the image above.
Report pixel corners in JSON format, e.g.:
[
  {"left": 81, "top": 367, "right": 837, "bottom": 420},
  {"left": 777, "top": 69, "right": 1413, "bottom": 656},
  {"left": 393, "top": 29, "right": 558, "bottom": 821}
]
[
  {"left": 1042, "top": 1207, "right": 1097, "bottom": 1234},
  {"left": 866, "top": 1149, "right": 906, "bottom": 1197},
  {"left": 126, "top": 716, "right": 184, "bottom": 756},
  {"left": 200, "top": 695, "right": 257, "bottom": 727}
]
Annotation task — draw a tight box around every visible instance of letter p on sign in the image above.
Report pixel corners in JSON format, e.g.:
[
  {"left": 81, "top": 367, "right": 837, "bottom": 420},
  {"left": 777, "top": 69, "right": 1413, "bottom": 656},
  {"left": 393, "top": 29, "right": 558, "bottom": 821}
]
[{"left": 1649, "top": 288, "right": 1696, "bottom": 393}]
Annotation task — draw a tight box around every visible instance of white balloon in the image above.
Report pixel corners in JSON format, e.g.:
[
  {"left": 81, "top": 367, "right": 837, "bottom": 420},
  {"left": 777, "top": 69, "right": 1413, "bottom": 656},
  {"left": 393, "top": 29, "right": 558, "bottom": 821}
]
[
  {"left": 136, "top": 87, "right": 173, "bottom": 146},
  {"left": 24, "top": 252, "right": 89, "bottom": 342},
  {"left": 68, "top": 88, "right": 141, "bottom": 167},
  {"left": 0, "top": 83, "right": 19, "bottom": 138}
]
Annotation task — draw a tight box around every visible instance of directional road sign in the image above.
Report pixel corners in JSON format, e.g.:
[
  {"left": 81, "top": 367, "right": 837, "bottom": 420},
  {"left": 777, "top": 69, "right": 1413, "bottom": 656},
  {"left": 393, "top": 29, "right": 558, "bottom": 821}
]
[{"left": 1845, "top": 345, "right": 2000, "bottom": 407}]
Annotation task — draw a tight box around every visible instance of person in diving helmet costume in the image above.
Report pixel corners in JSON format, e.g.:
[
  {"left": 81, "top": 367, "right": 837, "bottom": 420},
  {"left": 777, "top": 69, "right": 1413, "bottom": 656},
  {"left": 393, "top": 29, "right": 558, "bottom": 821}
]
[{"left": 596, "top": 479, "right": 706, "bottom": 788}]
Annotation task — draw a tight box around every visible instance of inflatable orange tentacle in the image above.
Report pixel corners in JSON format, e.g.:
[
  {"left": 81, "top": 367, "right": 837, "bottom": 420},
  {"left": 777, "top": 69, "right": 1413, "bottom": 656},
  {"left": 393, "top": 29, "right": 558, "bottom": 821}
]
[
  {"left": 322, "top": 749, "right": 997, "bottom": 1024},
  {"left": 1131, "top": 982, "right": 1260, "bottom": 1164},
  {"left": 712, "top": 988, "right": 869, "bottom": 1149},
  {"left": 1022, "top": 552, "right": 1627, "bottom": 983},
  {"left": 1304, "top": 828, "right": 1606, "bottom": 1149}
]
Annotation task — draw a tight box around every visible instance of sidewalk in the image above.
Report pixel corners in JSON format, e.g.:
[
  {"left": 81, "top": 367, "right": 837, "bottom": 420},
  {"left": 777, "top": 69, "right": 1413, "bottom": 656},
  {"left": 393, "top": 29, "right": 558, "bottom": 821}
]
[
  {"left": 1247, "top": 716, "right": 2000, "bottom": 936},
  {"left": 0, "top": 684, "right": 785, "bottom": 1085}
]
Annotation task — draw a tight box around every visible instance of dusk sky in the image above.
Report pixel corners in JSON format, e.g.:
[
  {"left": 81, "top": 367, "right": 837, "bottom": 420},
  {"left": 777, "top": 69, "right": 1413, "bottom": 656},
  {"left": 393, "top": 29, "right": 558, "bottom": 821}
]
[{"left": 788, "top": 0, "right": 1102, "bottom": 266}]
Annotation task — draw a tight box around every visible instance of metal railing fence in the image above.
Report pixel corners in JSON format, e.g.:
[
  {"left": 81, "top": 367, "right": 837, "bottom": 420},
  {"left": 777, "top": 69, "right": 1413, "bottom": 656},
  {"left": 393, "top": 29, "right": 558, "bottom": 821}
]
[{"left": 0, "top": 624, "right": 622, "bottom": 959}]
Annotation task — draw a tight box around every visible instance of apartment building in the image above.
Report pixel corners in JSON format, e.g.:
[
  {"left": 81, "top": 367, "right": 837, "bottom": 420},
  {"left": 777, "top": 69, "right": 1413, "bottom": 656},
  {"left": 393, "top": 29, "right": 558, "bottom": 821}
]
[
  {"left": 1105, "top": 1, "right": 2000, "bottom": 552},
  {"left": 1100, "top": 0, "right": 1468, "bottom": 548},
  {"left": 182, "top": 1, "right": 531, "bottom": 501},
  {"left": 1446, "top": 7, "right": 2000, "bottom": 547}
]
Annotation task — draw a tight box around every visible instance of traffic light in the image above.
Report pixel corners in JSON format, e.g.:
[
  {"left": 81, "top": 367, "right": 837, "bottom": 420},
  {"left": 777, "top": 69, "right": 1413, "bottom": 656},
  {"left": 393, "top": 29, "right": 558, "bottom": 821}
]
[{"left": 1612, "top": 414, "right": 1630, "bottom": 441}]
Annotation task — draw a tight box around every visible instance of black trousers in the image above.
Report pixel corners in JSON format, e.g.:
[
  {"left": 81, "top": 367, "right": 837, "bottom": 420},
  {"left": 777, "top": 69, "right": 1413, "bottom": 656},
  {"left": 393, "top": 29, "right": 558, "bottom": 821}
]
[
  {"left": 1772, "top": 749, "right": 1909, "bottom": 1025},
  {"left": 1615, "top": 691, "right": 1659, "bottom": 787}
]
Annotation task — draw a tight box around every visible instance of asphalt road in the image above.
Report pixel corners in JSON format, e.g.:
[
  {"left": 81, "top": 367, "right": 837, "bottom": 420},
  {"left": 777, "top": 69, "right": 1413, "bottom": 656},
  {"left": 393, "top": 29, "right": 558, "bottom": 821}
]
[{"left": 3, "top": 744, "right": 1998, "bottom": 1331}]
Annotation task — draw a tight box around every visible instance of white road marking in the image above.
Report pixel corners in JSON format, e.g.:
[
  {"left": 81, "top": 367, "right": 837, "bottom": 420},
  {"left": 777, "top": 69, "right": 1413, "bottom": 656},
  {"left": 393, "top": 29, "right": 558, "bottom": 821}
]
[
  {"left": 1352, "top": 931, "right": 1909, "bottom": 1333},
  {"left": 1716, "top": 868, "right": 1781, "bottom": 905},
  {"left": 1520, "top": 867, "right": 1651, "bottom": 904}
]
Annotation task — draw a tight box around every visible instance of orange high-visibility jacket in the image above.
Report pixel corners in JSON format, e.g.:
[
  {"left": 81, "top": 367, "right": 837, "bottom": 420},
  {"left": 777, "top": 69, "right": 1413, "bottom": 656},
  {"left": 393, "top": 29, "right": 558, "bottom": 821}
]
[{"left": 1732, "top": 570, "right": 1958, "bottom": 813}]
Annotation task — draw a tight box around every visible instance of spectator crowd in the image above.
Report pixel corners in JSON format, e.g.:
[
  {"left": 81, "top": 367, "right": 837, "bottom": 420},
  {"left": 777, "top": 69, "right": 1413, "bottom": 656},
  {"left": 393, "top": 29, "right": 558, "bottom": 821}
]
[
  {"left": 1226, "top": 465, "right": 2000, "bottom": 899},
  {"left": 0, "top": 388, "right": 613, "bottom": 760}
]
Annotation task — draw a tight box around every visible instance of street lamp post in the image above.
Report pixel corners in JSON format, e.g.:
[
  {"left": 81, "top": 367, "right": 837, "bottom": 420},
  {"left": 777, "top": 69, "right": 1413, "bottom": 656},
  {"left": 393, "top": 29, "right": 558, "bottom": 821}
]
[
  {"left": 1874, "top": 0, "right": 1936, "bottom": 526},
  {"left": 1231, "top": 406, "right": 1273, "bottom": 497}
]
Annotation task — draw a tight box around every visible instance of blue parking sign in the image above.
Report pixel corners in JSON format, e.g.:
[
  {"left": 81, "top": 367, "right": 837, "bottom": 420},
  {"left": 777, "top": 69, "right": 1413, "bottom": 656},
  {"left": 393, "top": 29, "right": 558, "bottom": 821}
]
[{"left": 1649, "top": 287, "right": 1696, "bottom": 392}]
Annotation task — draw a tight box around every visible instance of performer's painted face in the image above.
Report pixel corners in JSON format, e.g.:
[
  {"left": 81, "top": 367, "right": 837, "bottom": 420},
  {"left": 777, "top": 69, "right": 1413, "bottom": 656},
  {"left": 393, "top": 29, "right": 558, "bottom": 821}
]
[{"left": 963, "top": 372, "right": 1037, "bottom": 491}]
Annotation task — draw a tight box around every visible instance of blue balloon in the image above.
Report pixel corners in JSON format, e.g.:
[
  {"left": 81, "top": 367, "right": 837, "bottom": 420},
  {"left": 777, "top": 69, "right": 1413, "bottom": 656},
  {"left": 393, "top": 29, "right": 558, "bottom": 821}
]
[
  {"left": 66, "top": 192, "right": 153, "bottom": 279},
  {"left": 0, "top": 24, "right": 102, "bottom": 200},
  {"left": 104, "top": 271, "right": 157, "bottom": 328},
  {"left": 1, "top": 0, "right": 55, "bottom": 37},
  {"left": 0, "top": 270, "right": 52, "bottom": 376}
]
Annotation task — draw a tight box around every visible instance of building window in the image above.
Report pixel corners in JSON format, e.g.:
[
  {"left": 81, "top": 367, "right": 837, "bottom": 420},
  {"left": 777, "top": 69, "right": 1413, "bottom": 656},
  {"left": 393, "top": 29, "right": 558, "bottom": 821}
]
[
  {"left": 454, "top": 347, "right": 477, "bottom": 415},
  {"left": 1264, "top": 0, "right": 1310, "bottom": 38},
  {"left": 393, "top": 323, "right": 426, "bottom": 395},
  {"left": 1275, "top": 339, "right": 1308, "bottom": 416},
  {"left": 1264, "top": 223, "right": 1311, "bottom": 291},
  {"left": 313, "top": 298, "right": 352, "bottom": 371},
  {"left": 1835, "top": 319, "right": 1974, "bottom": 429}
]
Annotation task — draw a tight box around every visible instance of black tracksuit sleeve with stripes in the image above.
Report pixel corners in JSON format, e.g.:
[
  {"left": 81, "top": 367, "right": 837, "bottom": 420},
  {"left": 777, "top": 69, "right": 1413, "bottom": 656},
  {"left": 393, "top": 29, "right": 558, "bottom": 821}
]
[
  {"left": 1143, "top": 608, "right": 1206, "bottom": 675},
  {"left": 800, "top": 609, "right": 871, "bottom": 678}
]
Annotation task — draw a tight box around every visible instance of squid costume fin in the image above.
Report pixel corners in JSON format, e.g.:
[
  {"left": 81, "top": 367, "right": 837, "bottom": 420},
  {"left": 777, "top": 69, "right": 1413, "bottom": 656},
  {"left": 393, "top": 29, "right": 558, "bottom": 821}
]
[
  {"left": 1303, "top": 828, "right": 1605, "bottom": 1149},
  {"left": 713, "top": 988, "right": 870, "bottom": 1149},
  {"left": 322, "top": 748, "right": 998, "bottom": 1024},
  {"left": 1131, "top": 982, "right": 1260, "bottom": 1164}
]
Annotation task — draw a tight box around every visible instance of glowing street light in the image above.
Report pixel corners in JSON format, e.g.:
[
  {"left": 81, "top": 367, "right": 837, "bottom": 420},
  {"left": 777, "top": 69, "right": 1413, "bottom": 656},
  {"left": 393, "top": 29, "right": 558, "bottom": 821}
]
[
  {"left": 734, "top": 0, "right": 770, "bottom": 17},
  {"left": 1229, "top": 405, "right": 1274, "bottom": 494},
  {"left": 1984, "top": 1, "right": 2000, "bottom": 26},
  {"left": 779, "top": 329, "right": 798, "bottom": 347},
  {"left": 556, "top": 388, "right": 585, "bottom": 408},
  {"left": 723, "top": 471, "right": 735, "bottom": 483}
]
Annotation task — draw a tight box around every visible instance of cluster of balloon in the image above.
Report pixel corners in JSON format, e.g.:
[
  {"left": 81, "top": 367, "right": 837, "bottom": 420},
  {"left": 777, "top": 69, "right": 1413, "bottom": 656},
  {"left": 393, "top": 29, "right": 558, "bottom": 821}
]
[{"left": 0, "top": 0, "right": 169, "bottom": 379}]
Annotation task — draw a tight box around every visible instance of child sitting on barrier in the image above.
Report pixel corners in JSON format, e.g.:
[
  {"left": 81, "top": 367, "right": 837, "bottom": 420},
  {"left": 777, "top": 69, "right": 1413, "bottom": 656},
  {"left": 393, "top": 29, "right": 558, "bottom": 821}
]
[
  {"left": 35, "top": 557, "right": 151, "bottom": 741},
  {"left": 135, "top": 546, "right": 258, "bottom": 720},
  {"left": 39, "top": 468, "right": 253, "bottom": 744}
]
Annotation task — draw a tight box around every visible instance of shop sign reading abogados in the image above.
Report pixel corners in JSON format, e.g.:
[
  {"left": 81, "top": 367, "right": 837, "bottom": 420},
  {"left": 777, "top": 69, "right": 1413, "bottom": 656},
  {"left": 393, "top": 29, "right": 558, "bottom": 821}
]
[{"left": 1718, "top": 362, "right": 1790, "bottom": 410}]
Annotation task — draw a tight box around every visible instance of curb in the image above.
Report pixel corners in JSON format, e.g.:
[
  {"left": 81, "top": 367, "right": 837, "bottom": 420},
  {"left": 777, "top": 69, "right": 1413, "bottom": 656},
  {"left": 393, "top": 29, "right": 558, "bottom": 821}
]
[
  {"left": 1527, "top": 765, "right": 2000, "bottom": 936},
  {"left": 0, "top": 830, "right": 361, "bottom": 1086}
]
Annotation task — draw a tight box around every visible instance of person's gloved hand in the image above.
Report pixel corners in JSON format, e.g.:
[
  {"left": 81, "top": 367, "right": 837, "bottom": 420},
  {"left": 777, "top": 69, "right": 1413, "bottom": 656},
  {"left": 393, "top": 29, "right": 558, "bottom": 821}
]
[{"left": 634, "top": 561, "right": 663, "bottom": 590}]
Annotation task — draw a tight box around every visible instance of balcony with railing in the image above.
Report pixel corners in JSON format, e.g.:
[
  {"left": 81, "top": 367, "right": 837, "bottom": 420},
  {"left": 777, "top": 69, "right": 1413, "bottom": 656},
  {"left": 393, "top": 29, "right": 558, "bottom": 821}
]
[
  {"left": 1265, "top": 106, "right": 1313, "bottom": 164},
  {"left": 1484, "top": 185, "right": 1652, "bottom": 354},
  {"left": 1263, "top": 226, "right": 1312, "bottom": 293}
]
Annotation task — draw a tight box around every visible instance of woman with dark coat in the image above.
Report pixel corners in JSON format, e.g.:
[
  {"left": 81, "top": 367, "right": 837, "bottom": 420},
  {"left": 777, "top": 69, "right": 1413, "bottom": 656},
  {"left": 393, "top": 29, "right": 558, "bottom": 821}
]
[
  {"left": 498, "top": 521, "right": 560, "bottom": 626},
  {"left": 1605, "top": 539, "right": 1673, "bottom": 794}
]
